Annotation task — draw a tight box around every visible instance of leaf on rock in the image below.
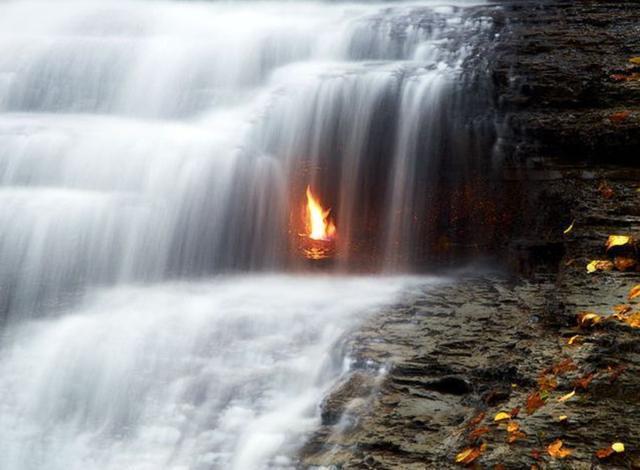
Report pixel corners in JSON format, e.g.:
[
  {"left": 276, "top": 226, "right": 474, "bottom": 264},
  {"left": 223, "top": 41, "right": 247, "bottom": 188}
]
[
  {"left": 547, "top": 439, "right": 572, "bottom": 459},
  {"left": 558, "top": 390, "right": 576, "bottom": 402},
  {"left": 567, "top": 335, "right": 581, "bottom": 346},
  {"left": 606, "top": 235, "right": 632, "bottom": 251},
  {"left": 629, "top": 284, "right": 640, "bottom": 300},
  {"left": 455, "top": 444, "right": 486, "bottom": 465},
  {"left": 586, "top": 260, "right": 614, "bottom": 273},
  {"left": 613, "top": 304, "right": 632, "bottom": 315},
  {"left": 574, "top": 373, "right": 594, "bottom": 390},
  {"left": 494, "top": 411, "right": 511, "bottom": 422},
  {"left": 538, "top": 374, "right": 558, "bottom": 392},
  {"left": 598, "top": 181, "right": 615, "bottom": 199},
  {"left": 577, "top": 311, "right": 602, "bottom": 328},
  {"left": 625, "top": 312, "right": 640, "bottom": 328},
  {"left": 506, "top": 421, "right": 519, "bottom": 433},
  {"left": 609, "top": 111, "right": 632, "bottom": 124},
  {"left": 596, "top": 447, "right": 615, "bottom": 459},
  {"left": 614, "top": 256, "right": 637, "bottom": 272},
  {"left": 510, "top": 406, "right": 520, "bottom": 418},
  {"left": 467, "top": 411, "right": 485, "bottom": 428},
  {"left": 563, "top": 220, "right": 575, "bottom": 235},
  {"left": 526, "top": 391, "right": 545, "bottom": 414},
  {"left": 558, "top": 415, "right": 568, "bottom": 423},
  {"left": 551, "top": 358, "right": 577, "bottom": 375},
  {"left": 507, "top": 430, "right": 526, "bottom": 444},
  {"left": 612, "top": 442, "right": 625, "bottom": 453},
  {"left": 468, "top": 426, "right": 490, "bottom": 440},
  {"left": 630, "top": 57, "right": 640, "bottom": 65}
]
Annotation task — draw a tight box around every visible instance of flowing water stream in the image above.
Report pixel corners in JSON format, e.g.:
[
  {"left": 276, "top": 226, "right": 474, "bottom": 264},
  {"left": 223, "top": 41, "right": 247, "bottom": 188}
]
[{"left": 0, "top": 1, "right": 492, "bottom": 468}]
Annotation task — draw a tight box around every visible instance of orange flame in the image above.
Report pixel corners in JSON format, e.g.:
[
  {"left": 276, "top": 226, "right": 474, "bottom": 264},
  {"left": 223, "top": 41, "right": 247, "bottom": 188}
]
[{"left": 304, "top": 185, "right": 336, "bottom": 241}]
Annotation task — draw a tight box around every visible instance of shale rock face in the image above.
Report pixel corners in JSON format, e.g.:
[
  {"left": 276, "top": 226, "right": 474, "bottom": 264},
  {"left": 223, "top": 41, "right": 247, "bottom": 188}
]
[
  {"left": 299, "top": 2, "right": 640, "bottom": 468},
  {"left": 495, "top": 0, "right": 640, "bottom": 164}
]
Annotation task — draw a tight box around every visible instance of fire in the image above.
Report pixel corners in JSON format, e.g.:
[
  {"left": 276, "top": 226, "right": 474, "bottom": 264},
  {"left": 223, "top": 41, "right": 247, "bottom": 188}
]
[{"left": 304, "top": 185, "right": 336, "bottom": 241}]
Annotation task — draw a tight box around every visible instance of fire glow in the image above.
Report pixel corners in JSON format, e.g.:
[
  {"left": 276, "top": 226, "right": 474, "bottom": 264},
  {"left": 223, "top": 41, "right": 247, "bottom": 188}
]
[
  {"left": 304, "top": 186, "right": 336, "bottom": 241},
  {"left": 299, "top": 186, "right": 336, "bottom": 261}
]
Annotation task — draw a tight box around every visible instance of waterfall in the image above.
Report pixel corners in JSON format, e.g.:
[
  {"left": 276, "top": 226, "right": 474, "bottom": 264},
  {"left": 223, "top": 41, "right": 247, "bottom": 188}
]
[{"left": 0, "top": 1, "right": 494, "bottom": 468}]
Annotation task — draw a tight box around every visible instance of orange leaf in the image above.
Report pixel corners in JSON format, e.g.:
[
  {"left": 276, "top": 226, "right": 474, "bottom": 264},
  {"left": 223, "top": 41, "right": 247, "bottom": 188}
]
[
  {"left": 467, "top": 411, "right": 485, "bottom": 428},
  {"left": 574, "top": 373, "right": 594, "bottom": 390},
  {"left": 614, "top": 256, "right": 637, "bottom": 272},
  {"left": 552, "top": 358, "right": 578, "bottom": 375},
  {"left": 510, "top": 406, "right": 520, "bottom": 418},
  {"left": 598, "top": 181, "right": 615, "bottom": 199},
  {"left": 468, "top": 426, "right": 490, "bottom": 441},
  {"left": 609, "top": 111, "right": 631, "bottom": 124},
  {"left": 613, "top": 304, "right": 632, "bottom": 315},
  {"left": 628, "top": 284, "right": 640, "bottom": 300},
  {"left": 526, "top": 391, "right": 545, "bottom": 414},
  {"left": 595, "top": 447, "right": 614, "bottom": 459},
  {"left": 538, "top": 374, "right": 558, "bottom": 392},
  {"left": 507, "top": 430, "right": 526, "bottom": 444},
  {"left": 586, "top": 260, "right": 614, "bottom": 273},
  {"left": 625, "top": 312, "right": 640, "bottom": 328},
  {"left": 547, "top": 439, "right": 572, "bottom": 459},
  {"left": 506, "top": 421, "right": 519, "bottom": 433},
  {"left": 455, "top": 444, "right": 485, "bottom": 465}
]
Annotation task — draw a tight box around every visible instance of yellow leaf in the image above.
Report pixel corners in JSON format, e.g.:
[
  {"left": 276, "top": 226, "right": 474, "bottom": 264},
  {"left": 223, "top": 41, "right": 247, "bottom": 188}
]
[
  {"left": 629, "top": 284, "right": 640, "bottom": 301},
  {"left": 494, "top": 411, "right": 510, "bottom": 422},
  {"left": 455, "top": 448, "right": 473, "bottom": 463},
  {"left": 612, "top": 442, "right": 625, "bottom": 453},
  {"left": 587, "top": 260, "right": 614, "bottom": 273},
  {"left": 577, "top": 312, "right": 602, "bottom": 327},
  {"left": 630, "top": 57, "right": 640, "bottom": 65},
  {"left": 563, "top": 220, "right": 575, "bottom": 235},
  {"left": 605, "top": 235, "right": 632, "bottom": 251},
  {"left": 558, "top": 415, "right": 568, "bottom": 422},
  {"left": 567, "top": 335, "right": 580, "bottom": 345},
  {"left": 558, "top": 390, "right": 576, "bottom": 402}
]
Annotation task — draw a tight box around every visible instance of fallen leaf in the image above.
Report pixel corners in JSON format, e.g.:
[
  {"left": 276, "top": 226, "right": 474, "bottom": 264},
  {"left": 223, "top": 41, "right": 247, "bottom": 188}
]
[
  {"left": 552, "top": 358, "right": 577, "bottom": 375},
  {"left": 526, "top": 391, "right": 545, "bottom": 414},
  {"left": 455, "top": 444, "right": 486, "bottom": 465},
  {"left": 455, "top": 448, "right": 474, "bottom": 463},
  {"left": 506, "top": 421, "right": 519, "bottom": 433},
  {"left": 596, "top": 447, "right": 615, "bottom": 459},
  {"left": 494, "top": 411, "right": 511, "bottom": 422},
  {"left": 577, "top": 311, "right": 602, "bottom": 327},
  {"left": 629, "top": 284, "right": 640, "bottom": 300},
  {"left": 613, "top": 304, "right": 632, "bottom": 315},
  {"left": 609, "top": 111, "right": 632, "bottom": 124},
  {"left": 531, "top": 449, "right": 541, "bottom": 461},
  {"left": 599, "top": 181, "right": 615, "bottom": 199},
  {"left": 615, "top": 256, "right": 637, "bottom": 272},
  {"left": 468, "top": 427, "right": 490, "bottom": 440},
  {"left": 558, "top": 390, "right": 576, "bottom": 402},
  {"left": 612, "top": 442, "right": 625, "bottom": 453},
  {"left": 586, "top": 260, "right": 614, "bottom": 273},
  {"left": 574, "top": 373, "right": 594, "bottom": 390},
  {"left": 630, "top": 57, "right": 640, "bottom": 65},
  {"left": 607, "top": 364, "right": 626, "bottom": 383},
  {"left": 563, "top": 220, "right": 575, "bottom": 235},
  {"left": 510, "top": 406, "right": 520, "bottom": 418},
  {"left": 558, "top": 415, "right": 568, "bottom": 422},
  {"left": 625, "top": 312, "right": 640, "bottom": 328},
  {"left": 567, "top": 335, "right": 581, "bottom": 346},
  {"left": 507, "top": 430, "right": 526, "bottom": 444},
  {"left": 538, "top": 374, "right": 558, "bottom": 392},
  {"left": 467, "top": 411, "right": 485, "bottom": 428},
  {"left": 606, "top": 235, "right": 632, "bottom": 251},
  {"left": 547, "top": 439, "right": 572, "bottom": 459}
]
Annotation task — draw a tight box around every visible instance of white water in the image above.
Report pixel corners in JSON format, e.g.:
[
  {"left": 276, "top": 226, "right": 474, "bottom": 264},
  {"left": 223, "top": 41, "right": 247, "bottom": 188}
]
[
  {"left": 0, "top": 275, "right": 429, "bottom": 470},
  {"left": 0, "top": 0, "right": 486, "bottom": 468}
]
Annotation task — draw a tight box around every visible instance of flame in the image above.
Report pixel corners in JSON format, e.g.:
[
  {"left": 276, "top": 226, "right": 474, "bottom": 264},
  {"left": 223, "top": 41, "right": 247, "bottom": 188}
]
[{"left": 304, "top": 185, "right": 336, "bottom": 241}]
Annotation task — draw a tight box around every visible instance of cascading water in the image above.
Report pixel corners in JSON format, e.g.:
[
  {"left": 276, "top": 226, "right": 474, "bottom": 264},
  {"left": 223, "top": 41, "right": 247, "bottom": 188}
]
[{"left": 0, "top": 1, "right": 495, "bottom": 468}]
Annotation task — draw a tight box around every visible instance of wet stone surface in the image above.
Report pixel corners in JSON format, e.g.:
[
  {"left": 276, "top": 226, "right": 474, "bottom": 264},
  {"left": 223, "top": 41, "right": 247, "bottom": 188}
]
[{"left": 299, "top": 166, "right": 640, "bottom": 469}]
